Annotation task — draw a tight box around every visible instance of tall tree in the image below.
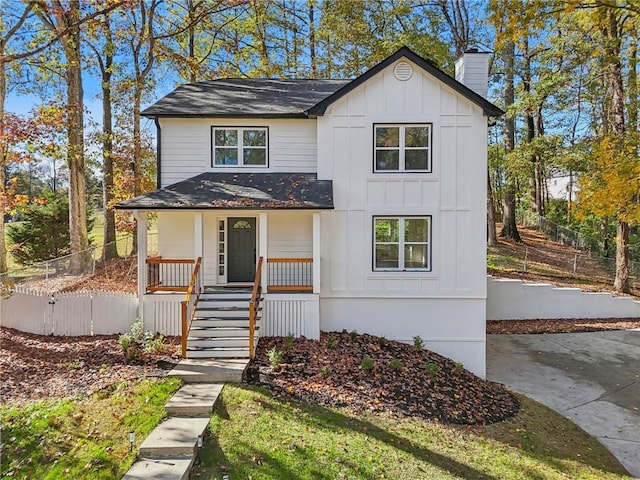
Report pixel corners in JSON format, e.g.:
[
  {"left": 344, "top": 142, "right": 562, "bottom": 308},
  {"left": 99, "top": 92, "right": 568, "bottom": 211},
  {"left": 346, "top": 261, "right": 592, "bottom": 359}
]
[
  {"left": 35, "top": 0, "right": 90, "bottom": 273},
  {"left": 87, "top": 11, "right": 119, "bottom": 260},
  {"left": 0, "top": 2, "right": 36, "bottom": 274},
  {"left": 500, "top": 38, "right": 521, "bottom": 241},
  {"left": 576, "top": 2, "right": 637, "bottom": 293}
]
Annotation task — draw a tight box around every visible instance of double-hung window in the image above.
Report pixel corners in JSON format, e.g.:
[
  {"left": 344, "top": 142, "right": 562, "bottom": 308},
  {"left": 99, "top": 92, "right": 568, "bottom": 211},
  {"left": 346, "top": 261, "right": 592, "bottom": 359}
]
[
  {"left": 212, "top": 127, "right": 268, "bottom": 166},
  {"left": 374, "top": 216, "right": 431, "bottom": 271},
  {"left": 374, "top": 124, "right": 431, "bottom": 172}
]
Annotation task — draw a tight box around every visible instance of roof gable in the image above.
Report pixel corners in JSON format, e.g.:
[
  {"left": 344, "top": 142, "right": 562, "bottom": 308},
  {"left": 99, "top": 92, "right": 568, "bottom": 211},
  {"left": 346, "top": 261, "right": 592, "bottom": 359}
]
[
  {"left": 307, "top": 46, "right": 503, "bottom": 117},
  {"left": 141, "top": 46, "right": 503, "bottom": 118}
]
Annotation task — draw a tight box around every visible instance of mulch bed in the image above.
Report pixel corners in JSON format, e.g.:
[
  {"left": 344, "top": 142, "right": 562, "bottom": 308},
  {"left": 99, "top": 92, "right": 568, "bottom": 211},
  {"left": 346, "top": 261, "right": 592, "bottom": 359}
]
[
  {"left": 0, "top": 328, "right": 180, "bottom": 403},
  {"left": 246, "top": 331, "right": 520, "bottom": 425},
  {"left": 487, "top": 318, "right": 640, "bottom": 334}
]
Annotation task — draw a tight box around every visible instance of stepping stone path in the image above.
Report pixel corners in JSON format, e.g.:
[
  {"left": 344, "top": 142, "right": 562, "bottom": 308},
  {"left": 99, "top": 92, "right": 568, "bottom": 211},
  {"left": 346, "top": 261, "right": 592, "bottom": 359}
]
[{"left": 122, "top": 359, "right": 248, "bottom": 480}]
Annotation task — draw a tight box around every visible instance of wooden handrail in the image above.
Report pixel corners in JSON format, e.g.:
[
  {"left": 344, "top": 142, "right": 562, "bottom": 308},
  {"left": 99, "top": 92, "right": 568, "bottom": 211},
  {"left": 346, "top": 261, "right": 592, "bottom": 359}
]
[
  {"left": 146, "top": 257, "right": 196, "bottom": 264},
  {"left": 249, "top": 256, "right": 264, "bottom": 358},
  {"left": 267, "top": 257, "right": 313, "bottom": 263},
  {"left": 180, "top": 257, "right": 202, "bottom": 358}
]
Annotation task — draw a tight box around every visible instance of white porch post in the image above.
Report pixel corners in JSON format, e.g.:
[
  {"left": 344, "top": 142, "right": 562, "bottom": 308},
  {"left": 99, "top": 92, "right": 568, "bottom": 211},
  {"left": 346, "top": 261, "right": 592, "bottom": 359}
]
[
  {"left": 313, "top": 212, "right": 320, "bottom": 294},
  {"left": 194, "top": 212, "right": 203, "bottom": 259},
  {"left": 259, "top": 212, "right": 268, "bottom": 287},
  {"left": 135, "top": 210, "right": 148, "bottom": 322}
]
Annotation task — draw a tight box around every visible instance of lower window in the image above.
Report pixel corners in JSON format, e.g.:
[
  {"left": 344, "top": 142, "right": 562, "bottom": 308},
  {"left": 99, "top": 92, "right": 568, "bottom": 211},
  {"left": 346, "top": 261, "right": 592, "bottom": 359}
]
[{"left": 374, "top": 216, "right": 431, "bottom": 271}]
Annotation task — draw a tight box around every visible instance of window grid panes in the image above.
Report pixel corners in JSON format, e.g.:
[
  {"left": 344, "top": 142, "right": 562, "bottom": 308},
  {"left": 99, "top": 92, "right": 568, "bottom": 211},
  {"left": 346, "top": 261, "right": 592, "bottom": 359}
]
[
  {"left": 374, "top": 216, "right": 431, "bottom": 271},
  {"left": 218, "top": 220, "right": 225, "bottom": 276},
  {"left": 374, "top": 124, "right": 431, "bottom": 172},
  {"left": 212, "top": 127, "right": 268, "bottom": 167}
]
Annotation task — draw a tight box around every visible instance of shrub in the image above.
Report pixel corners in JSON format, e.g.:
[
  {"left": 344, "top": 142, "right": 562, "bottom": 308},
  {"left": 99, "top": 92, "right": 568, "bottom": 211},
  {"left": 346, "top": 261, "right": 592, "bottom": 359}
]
[
  {"left": 326, "top": 334, "right": 338, "bottom": 349},
  {"left": 390, "top": 358, "right": 404, "bottom": 371},
  {"left": 425, "top": 362, "right": 438, "bottom": 376},
  {"left": 267, "top": 347, "right": 282, "bottom": 369},
  {"left": 283, "top": 333, "right": 295, "bottom": 350},
  {"left": 413, "top": 335, "right": 424, "bottom": 350},
  {"left": 118, "top": 320, "right": 163, "bottom": 359},
  {"left": 349, "top": 330, "right": 358, "bottom": 341},
  {"left": 360, "top": 356, "right": 374, "bottom": 372},
  {"left": 454, "top": 362, "right": 465, "bottom": 373},
  {"left": 377, "top": 336, "right": 387, "bottom": 347}
]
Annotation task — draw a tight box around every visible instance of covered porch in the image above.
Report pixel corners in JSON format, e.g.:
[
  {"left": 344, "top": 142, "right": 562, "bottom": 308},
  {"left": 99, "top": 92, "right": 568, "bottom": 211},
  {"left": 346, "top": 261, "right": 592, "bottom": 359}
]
[{"left": 117, "top": 173, "right": 332, "bottom": 359}]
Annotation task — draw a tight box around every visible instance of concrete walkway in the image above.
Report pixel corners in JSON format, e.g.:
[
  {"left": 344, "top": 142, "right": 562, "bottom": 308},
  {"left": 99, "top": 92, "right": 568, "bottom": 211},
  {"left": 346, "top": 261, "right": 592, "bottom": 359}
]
[
  {"left": 122, "top": 359, "right": 248, "bottom": 480},
  {"left": 487, "top": 329, "right": 640, "bottom": 478}
]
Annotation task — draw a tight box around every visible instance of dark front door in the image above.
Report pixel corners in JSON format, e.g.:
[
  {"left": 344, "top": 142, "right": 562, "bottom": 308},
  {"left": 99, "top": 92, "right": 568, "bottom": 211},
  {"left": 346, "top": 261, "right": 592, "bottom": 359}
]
[{"left": 227, "top": 217, "right": 257, "bottom": 282}]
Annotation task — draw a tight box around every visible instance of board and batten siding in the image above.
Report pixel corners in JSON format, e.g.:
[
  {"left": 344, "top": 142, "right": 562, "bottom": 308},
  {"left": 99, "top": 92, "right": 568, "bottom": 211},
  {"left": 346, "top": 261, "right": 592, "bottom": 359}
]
[
  {"left": 316, "top": 59, "right": 488, "bottom": 377},
  {"left": 158, "top": 117, "right": 318, "bottom": 187}
]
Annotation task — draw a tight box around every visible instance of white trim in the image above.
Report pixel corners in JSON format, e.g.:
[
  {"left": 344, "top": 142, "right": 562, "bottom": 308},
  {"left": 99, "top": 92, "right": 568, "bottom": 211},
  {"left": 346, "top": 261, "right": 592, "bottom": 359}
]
[
  {"left": 212, "top": 126, "right": 268, "bottom": 167},
  {"left": 312, "top": 212, "right": 321, "bottom": 294},
  {"left": 374, "top": 124, "right": 432, "bottom": 172},
  {"left": 215, "top": 214, "right": 260, "bottom": 286},
  {"left": 194, "top": 212, "right": 203, "bottom": 259},
  {"left": 373, "top": 216, "right": 432, "bottom": 271},
  {"left": 135, "top": 211, "right": 148, "bottom": 322},
  {"left": 259, "top": 213, "right": 268, "bottom": 287}
]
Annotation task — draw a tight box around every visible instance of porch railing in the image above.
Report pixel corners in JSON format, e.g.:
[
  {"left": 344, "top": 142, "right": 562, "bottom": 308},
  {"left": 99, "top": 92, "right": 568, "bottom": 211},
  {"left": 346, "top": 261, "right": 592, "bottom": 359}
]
[
  {"left": 267, "top": 258, "right": 313, "bottom": 292},
  {"left": 146, "top": 257, "right": 197, "bottom": 293},
  {"left": 249, "top": 256, "right": 264, "bottom": 358},
  {"left": 180, "top": 257, "right": 202, "bottom": 358}
]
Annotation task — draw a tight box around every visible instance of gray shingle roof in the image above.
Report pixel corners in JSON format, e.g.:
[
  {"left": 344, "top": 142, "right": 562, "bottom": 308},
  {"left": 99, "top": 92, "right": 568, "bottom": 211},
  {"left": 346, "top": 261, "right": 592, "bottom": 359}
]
[
  {"left": 142, "top": 79, "right": 351, "bottom": 118},
  {"left": 141, "top": 47, "right": 504, "bottom": 118},
  {"left": 116, "top": 173, "right": 333, "bottom": 210}
]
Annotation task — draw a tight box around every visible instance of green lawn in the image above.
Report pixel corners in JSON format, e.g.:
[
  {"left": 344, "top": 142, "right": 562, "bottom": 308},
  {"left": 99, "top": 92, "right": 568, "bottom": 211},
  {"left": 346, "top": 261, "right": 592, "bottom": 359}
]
[
  {"left": 195, "top": 385, "right": 632, "bottom": 480},
  {"left": 0, "top": 378, "right": 180, "bottom": 480}
]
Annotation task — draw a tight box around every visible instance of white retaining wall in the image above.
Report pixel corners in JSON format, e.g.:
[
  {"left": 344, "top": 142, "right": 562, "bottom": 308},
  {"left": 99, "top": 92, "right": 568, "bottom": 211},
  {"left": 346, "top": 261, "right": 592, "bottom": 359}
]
[
  {"left": 487, "top": 276, "right": 640, "bottom": 320},
  {"left": 0, "top": 288, "right": 138, "bottom": 335},
  {"left": 262, "top": 294, "right": 320, "bottom": 339}
]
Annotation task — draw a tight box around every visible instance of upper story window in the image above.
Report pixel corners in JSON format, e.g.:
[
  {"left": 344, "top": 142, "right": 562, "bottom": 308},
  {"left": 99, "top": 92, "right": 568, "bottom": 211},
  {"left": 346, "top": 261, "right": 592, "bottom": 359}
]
[
  {"left": 374, "top": 124, "right": 432, "bottom": 172},
  {"left": 212, "top": 127, "right": 268, "bottom": 167}
]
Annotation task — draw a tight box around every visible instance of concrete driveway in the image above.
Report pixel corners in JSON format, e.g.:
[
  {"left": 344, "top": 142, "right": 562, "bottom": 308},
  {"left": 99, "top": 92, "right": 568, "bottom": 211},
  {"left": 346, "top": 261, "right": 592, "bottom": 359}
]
[{"left": 487, "top": 329, "right": 640, "bottom": 478}]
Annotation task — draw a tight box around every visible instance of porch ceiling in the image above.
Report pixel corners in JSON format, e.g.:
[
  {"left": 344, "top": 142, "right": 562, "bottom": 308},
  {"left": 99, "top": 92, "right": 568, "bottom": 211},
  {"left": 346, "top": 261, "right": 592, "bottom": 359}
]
[{"left": 116, "top": 172, "right": 333, "bottom": 210}]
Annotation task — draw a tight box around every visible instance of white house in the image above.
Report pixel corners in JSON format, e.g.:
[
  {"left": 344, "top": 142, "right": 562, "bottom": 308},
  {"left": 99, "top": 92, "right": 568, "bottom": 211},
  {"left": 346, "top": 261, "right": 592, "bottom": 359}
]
[{"left": 117, "top": 47, "right": 503, "bottom": 378}]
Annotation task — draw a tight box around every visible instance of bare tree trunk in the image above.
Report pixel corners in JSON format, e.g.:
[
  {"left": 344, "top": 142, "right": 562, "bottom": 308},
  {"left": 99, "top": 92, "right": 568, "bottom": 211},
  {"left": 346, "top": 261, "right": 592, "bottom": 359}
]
[
  {"left": 0, "top": 47, "right": 7, "bottom": 274},
  {"left": 599, "top": 216, "right": 609, "bottom": 256},
  {"left": 602, "top": 7, "right": 629, "bottom": 293},
  {"left": 36, "top": 0, "right": 90, "bottom": 274},
  {"left": 63, "top": 1, "right": 90, "bottom": 274},
  {"left": 309, "top": 0, "right": 317, "bottom": 77},
  {"left": 487, "top": 170, "right": 498, "bottom": 246},
  {"left": 628, "top": 32, "right": 638, "bottom": 137},
  {"left": 613, "top": 220, "right": 630, "bottom": 293},
  {"left": 500, "top": 40, "right": 520, "bottom": 241},
  {"left": 99, "top": 15, "right": 118, "bottom": 260}
]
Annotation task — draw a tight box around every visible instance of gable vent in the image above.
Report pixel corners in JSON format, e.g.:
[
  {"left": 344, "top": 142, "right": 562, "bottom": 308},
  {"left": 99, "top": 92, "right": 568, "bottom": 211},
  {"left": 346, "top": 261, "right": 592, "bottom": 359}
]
[{"left": 393, "top": 61, "right": 413, "bottom": 81}]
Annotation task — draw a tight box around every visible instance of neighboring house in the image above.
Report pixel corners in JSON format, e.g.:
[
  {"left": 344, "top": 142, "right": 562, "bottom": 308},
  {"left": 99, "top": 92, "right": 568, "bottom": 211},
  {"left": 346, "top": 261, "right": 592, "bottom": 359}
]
[{"left": 117, "top": 47, "right": 502, "bottom": 378}]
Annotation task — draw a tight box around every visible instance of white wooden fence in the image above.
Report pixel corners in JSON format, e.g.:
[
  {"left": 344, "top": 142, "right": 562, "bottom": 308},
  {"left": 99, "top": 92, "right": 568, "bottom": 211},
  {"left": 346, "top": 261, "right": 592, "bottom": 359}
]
[{"left": 0, "top": 287, "right": 138, "bottom": 336}]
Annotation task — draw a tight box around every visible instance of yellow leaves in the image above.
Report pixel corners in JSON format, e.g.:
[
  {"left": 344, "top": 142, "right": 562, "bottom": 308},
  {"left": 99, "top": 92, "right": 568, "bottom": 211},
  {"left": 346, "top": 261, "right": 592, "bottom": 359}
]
[{"left": 577, "top": 133, "right": 640, "bottom": 225}]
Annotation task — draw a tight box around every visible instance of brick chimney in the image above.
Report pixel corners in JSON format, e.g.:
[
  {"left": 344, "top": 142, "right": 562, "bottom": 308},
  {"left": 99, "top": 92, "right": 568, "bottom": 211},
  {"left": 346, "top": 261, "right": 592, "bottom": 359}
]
[{"left": 455, "top": 48, "right": 489, "bottom": 99}]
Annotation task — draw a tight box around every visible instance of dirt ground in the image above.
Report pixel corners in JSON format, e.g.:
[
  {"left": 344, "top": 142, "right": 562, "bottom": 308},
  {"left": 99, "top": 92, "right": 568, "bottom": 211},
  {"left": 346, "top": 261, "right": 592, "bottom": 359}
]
[
  {"left": 0, "top": 328, "right": 179, "bottom": 404},
  {"left": 488, "top": 226, "right": 639, "bottom": 296}
]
